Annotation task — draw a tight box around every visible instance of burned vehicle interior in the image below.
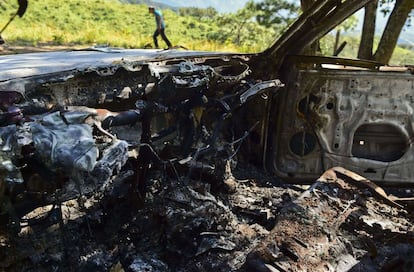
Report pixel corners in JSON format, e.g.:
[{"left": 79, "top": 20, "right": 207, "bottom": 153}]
[{"left": 1, "top": 0, "right": 414, "bottom": 271}]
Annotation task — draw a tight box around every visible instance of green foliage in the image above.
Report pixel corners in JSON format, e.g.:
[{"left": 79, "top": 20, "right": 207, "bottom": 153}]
[
  {"left": 178, "top": 7, "right": 217, "bottom": 19},
  {"left": 378, "top": 0, "right": 413, "bottom": 27},
  {"left": 335, "top": 14, "right": 358, "bottom": 32},
  {"left": 211, "top": 12, "right": 275, "bottom": 50},
  {"left": 320, "top": 32, "right": 414, "bottom": 65},
  {"left": 320, "top": 33, "right": 361, "bottom": 57},
  {"left": 0, "top": 0, "right": 278, "bottom": 52},
  {"left": 0, "top": 0, "right": 412, "bottom": 63},
  {"left": 204, "top": 0, "right": 292, "bottom": 50},
  {"left": 378, "top": 0, "right": 394, "bottom": 16},
  {"left": 253, "top": 0, "right": 299, "bottom": 28},
  {"left": 387, "top": 44, "right": 414, "bottom": 65}
]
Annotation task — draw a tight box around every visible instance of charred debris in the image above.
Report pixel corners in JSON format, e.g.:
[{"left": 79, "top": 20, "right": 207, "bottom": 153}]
[
  {"left": 0, "top": 52, "right": 283, "bottom": 228},
  {"left": 1, "top": 0, "right": 414, "bottom": 271}
]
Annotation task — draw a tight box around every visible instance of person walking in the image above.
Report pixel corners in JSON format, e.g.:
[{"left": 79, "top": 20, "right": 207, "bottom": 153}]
[{"left": 148, "top": 6, "right": 172, "bottom": 49}]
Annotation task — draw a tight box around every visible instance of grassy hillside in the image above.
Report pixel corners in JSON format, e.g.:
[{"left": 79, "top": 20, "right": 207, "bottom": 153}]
[
  {"left": 120, "top": 0, "right": 177, "bottom": 11},
  {"left": 320, "top": 33, "right": 414, "bottom": 65},
  {"left": 0, "top": 0, "right": 413, "bottom": 65},
  {"left": 0, "top": 0, "right": 255, "bottom": 52}
]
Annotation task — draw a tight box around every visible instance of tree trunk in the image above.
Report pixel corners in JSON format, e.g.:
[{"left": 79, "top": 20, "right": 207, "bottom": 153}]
[
  {"left": 236, "top": 21, "right": 247, "bottom": 45},
  {"left": 301, "top": 0, "right": 317, "bottom": 11},
  {"left": 334, "top": 29, "right": 341, "bottom": 54},
  {"left": 373, "top": 0, "right": 414, "bottom": 63},
  {"left": 358, "top": 0, "right": 378, "bottom": 60},
  {"left": 301, "top": 0, "right": 319, "bottom": 55}
]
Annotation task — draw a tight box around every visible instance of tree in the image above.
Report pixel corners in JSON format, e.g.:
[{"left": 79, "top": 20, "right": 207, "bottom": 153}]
[
  {"left": 359, "top": 0, "right": 414, "bottom": 63},
  {"left": 254, "top": 0, "right": 299, "bottom": 29},
  {"left": 233, "top": 1, "right": 258, "bottom": 45},
  {"left": 300, "top": 0, "right": 318, "bottom": 55},
  {"left": 213, "top": 0, "right": 297, "bottom": 48},
  {"left": 300, "top": 0, "right": 316, "bottom": 11},
  {"left": 254, "top": 0, "right": 373, "bottom": 79},
  {"left": 214, "top": 2, "right": 259, "bottom": 46},
  {"left": 178, "top": 7, "right": 217, "bottom": 19},
  {"left": 333, "top": 15, "right": 358, "bottom": 55},
  {"left": 374, "top": 0, "right": 414, "bottom": 63},
  {"left": 358, "top": 0, "right": 378, "bottom": 59}
]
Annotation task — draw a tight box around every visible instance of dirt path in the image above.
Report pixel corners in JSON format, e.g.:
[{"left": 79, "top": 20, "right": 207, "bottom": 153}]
[{"left": 0, "top": 44, "right": 86, "bottom": 55}]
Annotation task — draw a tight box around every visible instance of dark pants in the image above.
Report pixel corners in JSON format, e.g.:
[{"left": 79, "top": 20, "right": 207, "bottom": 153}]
[{"left": 153, "top": 28, "right": 172, "bottom": 49}]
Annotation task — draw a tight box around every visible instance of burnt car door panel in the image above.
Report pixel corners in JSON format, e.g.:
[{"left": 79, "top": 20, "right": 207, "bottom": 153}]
[{"left": 269, "top": 57, "right": 414, "bottom": 185}]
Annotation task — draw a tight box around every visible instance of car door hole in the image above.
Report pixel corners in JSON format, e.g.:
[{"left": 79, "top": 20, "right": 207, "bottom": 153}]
[
  {"left": 352, "top": 124, "right": 408, "bottom": 162},
  {"left": 289, "top": 131, "right": 317, "bottom": 156}
]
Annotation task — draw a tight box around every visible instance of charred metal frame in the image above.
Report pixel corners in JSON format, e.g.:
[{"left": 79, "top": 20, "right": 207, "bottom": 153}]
[
  {"left": 269, "top": 57, "right": 414, "bottom": 185},
  {"left": 2, "top": 0, "right": 414, "bottom": 231}
]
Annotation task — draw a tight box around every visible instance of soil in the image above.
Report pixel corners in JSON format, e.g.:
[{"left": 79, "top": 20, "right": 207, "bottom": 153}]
[
  {"left": 1, "top": 163, "right": 413, "bottom": 272},
  {"left": 0, "top": 163, "right": 294, "bottom": 271},
  {"left": 0, "top": 44, "right": 86, "bottom": 55}
]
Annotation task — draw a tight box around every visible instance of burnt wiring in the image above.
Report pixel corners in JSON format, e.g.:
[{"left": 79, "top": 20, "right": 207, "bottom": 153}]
[
  {"left": 138, "top": 143, "right": 182, "bottom": 183},
  {"left": 227, "top": 121, "right": 260, "bottom": 161}
]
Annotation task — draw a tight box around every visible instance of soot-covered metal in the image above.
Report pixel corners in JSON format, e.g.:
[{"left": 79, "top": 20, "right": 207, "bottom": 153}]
[{"left": 1, "top": 1, "right": 414, "bottom": 271}]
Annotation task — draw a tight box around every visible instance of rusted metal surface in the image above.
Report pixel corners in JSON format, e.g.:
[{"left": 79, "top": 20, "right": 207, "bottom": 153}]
[
  {"left": 0, "top": 0, "right": 413, "bottom": 270},
  {"left": 269, "top": 57, "right": 414, "bottom": 185}
]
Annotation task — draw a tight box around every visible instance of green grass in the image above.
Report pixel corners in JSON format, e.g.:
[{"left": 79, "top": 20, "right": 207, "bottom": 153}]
[
  {"left": 320, "top": 32, "right": 414, "bottom": 65},
  {"left": 0, "top": 0, "right": 254, "bottom": 52},
  {"left": 0, "top": 0, "right": 412, "bottom": 64}
]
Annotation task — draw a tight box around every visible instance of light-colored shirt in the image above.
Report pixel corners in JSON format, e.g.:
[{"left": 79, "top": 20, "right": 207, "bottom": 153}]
[{"left": 153, "top": 9, "right": 166, "bottom": 29}]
